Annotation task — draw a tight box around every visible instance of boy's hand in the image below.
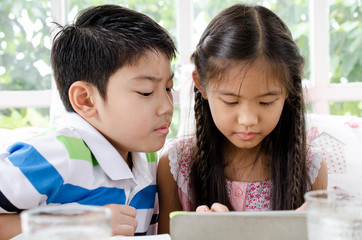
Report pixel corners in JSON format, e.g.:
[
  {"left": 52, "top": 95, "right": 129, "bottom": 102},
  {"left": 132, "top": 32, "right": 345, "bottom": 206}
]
[
  {"left": 105, "top": 204, "right": 138, "bottom": 236},
  {"left": 196, "top": 202, "right": 229, "bottom": 212},
  {"left": 0, "top": 214, "right": 21, "bottom": 240}
]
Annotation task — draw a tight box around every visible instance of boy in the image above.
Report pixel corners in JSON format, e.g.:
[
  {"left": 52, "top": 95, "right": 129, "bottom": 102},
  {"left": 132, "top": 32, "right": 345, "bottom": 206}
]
[{"left": 0, "top": 4, "right": 176, "bottom": 239}]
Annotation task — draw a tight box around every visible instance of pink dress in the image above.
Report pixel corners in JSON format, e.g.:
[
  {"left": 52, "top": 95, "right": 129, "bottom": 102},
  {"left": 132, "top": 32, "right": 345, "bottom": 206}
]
[{"left": 167, "top": 137, "right": 322, "bottom": 211}]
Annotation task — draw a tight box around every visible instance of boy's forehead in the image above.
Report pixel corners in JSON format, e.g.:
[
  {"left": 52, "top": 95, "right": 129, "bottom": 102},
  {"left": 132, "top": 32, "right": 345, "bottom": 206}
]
[
  {"left": 109, "top": 50, "right": 173, "bottom": 83},
  {"left": 130, "top": 49, "right": 171, "bottom": 66},
  {"left": 130, "top": 72, "right": 174, "bottom": 82}
]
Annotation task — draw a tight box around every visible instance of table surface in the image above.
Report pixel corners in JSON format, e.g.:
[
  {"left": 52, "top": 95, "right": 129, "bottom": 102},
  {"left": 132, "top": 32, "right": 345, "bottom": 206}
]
[{"left": 11, "top": 233, "right": 171, "bottom": 240}]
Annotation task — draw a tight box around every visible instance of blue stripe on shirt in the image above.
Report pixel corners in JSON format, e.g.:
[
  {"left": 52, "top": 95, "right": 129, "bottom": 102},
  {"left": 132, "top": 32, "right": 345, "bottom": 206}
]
[
  {"left": 7, "top": 142, "right": 126, "bottom": 206},
  {"left": 129, "top": 184, "right": 157, "bottom": 209},
  {"left": 51, "top": 184, "right": 126, "bottom": 205},
  {"left": 7, "top": 142, "right": 63, "bottom": 198}
]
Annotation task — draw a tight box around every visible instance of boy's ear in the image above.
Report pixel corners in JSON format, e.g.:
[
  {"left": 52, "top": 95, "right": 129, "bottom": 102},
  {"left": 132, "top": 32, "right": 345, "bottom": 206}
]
[
  {"left": 68, "top": 81, "right": 98, "bottom": 118},
  {"left": 192, "top": 70, "right": 208, "bottom": 99}
]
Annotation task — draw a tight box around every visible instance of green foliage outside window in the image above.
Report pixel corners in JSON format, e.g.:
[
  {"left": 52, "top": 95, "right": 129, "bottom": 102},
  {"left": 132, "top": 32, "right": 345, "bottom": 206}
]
[
  {"left": 0, "top": 0, "right": 51, "bottom": 129},
  {"left": 329, "top": 0, "right": 362, "bottom": 84},
  {"left": 0, "top": 0, "right": 52, "bottom": 91},
  {"left": 0, "top": 108, "right": 49, "bottom": 129}
]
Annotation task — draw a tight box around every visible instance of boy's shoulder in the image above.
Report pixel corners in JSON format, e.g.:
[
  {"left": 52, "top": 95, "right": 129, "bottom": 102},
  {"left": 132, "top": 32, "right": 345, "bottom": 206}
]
[
  {"left": 5, "top": 125, "right": 85, "bottom": 160},
  {"left": 19, "top": 125, "right": 81, "bottom": 144}
]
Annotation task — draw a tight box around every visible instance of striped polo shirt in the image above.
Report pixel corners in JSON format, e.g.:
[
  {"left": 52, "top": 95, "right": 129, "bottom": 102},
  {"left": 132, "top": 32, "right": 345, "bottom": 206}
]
[{"left": 0, "top": 113, "right": 158, "bottom": 235}]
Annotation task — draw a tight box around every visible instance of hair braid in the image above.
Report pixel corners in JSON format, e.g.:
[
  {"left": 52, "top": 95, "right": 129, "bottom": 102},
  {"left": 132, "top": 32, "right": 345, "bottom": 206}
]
[
  {"left": 290, "top": 85, "right": 308, "bottom": 209},
  {"left": 277, "top": 76, "right": 308, "bottom": 210},
  {"left": 191, "top": 86, "right": 210, "bottom": 206},
  {"left": 191, "top": 86, "right": 232, "bottom": 209}
]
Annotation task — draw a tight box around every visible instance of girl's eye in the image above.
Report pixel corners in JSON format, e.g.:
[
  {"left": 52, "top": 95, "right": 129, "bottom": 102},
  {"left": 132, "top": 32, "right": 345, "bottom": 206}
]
[
  {"left": 260, "top": 101, "right": 273, "bottom": 106},
  {"left": 223, "top": 100, "right": 237, "bottom": 105},
  {"left": 138, "top": 91, "right": 153, "bottom": 96}
]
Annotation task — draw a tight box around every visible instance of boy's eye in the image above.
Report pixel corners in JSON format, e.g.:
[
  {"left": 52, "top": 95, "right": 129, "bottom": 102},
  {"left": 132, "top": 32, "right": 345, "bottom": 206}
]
[
  {"left": 166, "top": 87, "right": 174, "bottom": 92},
  {"left": 138, "top": 91, "right": 153, "bottom": 96}
]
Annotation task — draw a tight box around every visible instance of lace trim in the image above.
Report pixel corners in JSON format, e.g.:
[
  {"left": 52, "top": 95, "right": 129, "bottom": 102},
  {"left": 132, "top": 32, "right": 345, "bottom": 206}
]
[
  {"left": 168, "top": 139, "right": 192, "bottom": 200},
  {"left": 307, "top": 146, "right": 323, "bottom": 189}
]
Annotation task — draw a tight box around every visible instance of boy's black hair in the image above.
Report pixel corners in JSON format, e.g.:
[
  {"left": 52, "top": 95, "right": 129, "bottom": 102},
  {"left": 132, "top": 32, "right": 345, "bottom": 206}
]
[{"left": 51, "top": 4, "right": 177, "bottom": 112}]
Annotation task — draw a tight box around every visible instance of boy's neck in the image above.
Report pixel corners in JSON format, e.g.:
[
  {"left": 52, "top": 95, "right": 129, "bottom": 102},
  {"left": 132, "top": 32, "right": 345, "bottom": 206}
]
[{"left": 126, "top": 152, "right": 133, "bottom": 169}]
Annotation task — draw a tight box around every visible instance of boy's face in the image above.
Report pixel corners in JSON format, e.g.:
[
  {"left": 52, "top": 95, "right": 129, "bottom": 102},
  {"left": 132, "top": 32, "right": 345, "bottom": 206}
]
[{"left": 92, "top": 50, "right": 174, "bottom": 157}]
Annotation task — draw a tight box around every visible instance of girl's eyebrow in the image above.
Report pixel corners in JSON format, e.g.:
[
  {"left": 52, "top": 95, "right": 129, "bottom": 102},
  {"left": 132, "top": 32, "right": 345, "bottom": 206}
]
[
  {"left": 217, "top": 90, "right": 282, "bottom": 98},
  {"left": 132, "top": 72, "right": 174, "bottom": 82},
  {"left": 257, "top": 91, "right": 282, "bottom": 97}
]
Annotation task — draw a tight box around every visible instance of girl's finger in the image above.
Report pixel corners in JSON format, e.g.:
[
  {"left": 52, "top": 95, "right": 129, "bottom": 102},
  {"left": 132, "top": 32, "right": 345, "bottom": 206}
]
[
  {"left": 210, "top": 202, "right": 229, "bottom": 212},
  {"left": 196, "top": 205, "right": 210, "bottom": 212}
]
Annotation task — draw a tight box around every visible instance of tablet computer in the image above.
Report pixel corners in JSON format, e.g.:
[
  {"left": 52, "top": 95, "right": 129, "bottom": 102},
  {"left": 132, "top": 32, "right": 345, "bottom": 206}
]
[{"left": 170, "top": 211, "right": 307, "bottom": 240}]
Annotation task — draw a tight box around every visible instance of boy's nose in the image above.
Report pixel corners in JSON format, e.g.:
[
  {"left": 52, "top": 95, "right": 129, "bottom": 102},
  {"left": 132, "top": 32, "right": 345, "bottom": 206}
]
[{"left": 157, "top": 92, "right": 174, "bottom": 116}]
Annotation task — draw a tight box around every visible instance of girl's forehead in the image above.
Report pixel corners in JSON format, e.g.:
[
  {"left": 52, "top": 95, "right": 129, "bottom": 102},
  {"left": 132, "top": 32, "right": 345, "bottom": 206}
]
[{"left": 208, "top": 59, "right": 285, "bottom": 92}]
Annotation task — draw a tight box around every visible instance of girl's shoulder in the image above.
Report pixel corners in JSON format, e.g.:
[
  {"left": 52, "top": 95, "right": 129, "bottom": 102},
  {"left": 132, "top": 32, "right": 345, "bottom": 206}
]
[
  {"left": 166, "top": 136, "right": 196, "bottom": 196},
  {"left": 306, "top": 145, "right": 323, "bottom": 186},
  {"left": 167, "top": 136, "right": 195, "bottom": 165}
]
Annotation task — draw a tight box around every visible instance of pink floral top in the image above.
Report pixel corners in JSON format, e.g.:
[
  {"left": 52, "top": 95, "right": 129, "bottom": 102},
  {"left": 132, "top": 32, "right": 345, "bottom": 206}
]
[{"left": 167, "top": 137, "right": 322, "bottom": 211}]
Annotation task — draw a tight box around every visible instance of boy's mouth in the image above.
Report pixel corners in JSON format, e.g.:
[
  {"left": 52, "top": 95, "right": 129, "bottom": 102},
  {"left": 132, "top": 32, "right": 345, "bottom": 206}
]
[{"left": 155, "top": 122, "right": 170, "bottom": 134}]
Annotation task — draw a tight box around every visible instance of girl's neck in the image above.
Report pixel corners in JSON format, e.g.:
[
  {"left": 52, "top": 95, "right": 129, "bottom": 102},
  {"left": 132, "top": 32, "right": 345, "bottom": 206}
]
[{"left": 222, "top": 143, "right": 270, "bottom": 182}]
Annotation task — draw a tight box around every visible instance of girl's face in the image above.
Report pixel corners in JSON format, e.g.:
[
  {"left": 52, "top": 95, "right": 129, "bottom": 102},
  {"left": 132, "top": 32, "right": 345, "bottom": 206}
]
[{"left": 203, "top": 59, "right": 287, "bottom": 151}]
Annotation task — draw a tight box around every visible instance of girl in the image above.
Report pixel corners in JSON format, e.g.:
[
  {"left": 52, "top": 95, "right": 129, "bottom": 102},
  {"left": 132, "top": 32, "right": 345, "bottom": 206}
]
[{"left": 158, "top": 4, "right": 327, "bottom": 233}]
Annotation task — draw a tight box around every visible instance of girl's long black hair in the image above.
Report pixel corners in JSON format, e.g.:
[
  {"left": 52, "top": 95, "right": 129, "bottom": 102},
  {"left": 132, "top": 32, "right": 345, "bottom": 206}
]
[{"left": 190, "top": 4, "right": 308, "bottom": 210}]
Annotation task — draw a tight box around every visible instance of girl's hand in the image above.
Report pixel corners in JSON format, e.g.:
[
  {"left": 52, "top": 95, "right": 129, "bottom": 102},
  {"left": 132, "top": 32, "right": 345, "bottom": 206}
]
[
  {"left": 296, "top": 202, "right": 307, "bottom": 211},
  {"left": 196, "top": 202, "right": 229, "bottom": 212},
  {"left": 105, "top": 204, "right": 138, "bottom": 236}
]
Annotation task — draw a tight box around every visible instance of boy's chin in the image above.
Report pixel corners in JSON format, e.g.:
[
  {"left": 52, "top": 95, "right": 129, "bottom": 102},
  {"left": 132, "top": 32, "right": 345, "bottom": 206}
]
[{"left": 138, "top": 139, "right": 167, "bottom": 153}]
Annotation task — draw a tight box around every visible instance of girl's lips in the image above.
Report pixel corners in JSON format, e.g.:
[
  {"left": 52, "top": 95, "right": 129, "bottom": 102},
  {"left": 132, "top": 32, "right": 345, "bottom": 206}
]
[{"left": 236, "top": 132, "right": 257, "bottom": 140}]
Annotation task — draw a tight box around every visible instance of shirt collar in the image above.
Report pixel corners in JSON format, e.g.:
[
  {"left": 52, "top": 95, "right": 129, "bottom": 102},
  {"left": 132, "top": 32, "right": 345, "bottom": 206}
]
[
  {"left": 63, "top": 113, "right": 134, "bottom": 181},
  {"left": 131, "top": 152, "right": 153, "bottom": 187}
]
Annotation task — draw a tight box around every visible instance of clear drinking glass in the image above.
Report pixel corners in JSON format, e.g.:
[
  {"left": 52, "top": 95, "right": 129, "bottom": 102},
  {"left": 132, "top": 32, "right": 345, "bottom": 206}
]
[
  {"left": 20, "top": 204, "right": 112, "bottom": 240},
  {"left": 305, "top": 190, "right": 362, "bottom": 240}
]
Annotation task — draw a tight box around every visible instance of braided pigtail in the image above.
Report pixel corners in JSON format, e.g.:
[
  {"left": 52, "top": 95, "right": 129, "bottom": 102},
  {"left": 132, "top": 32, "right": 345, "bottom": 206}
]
[
  {"left": 191, "top": 86, "right": 209, "bottom": 205},
  {"left": 288, "top": 75, "right": 308, "bottom": 209},
  {"left": 190, "top": 86, "right": 232, "bottom": 209},
  {"left": 270, "top": 73, "right": 308, "bottom": 210}
]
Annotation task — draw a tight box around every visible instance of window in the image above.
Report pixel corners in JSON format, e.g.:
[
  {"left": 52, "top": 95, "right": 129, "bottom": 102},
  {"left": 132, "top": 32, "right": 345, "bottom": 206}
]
[
  {"left": 0, "top": 0, "right": 361, "bottom": 133},
  {"left": 0, "top": 0, "right": 52, "bottom": 128},
  {"left": 306, "top": 0, "right": 362, "bottom": 116}
]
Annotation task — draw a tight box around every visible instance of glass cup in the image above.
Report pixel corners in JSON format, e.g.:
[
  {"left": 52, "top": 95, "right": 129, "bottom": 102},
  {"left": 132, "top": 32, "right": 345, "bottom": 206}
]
[
  {"left": 305, "top": 190, "right": 362, "bottom": 240},
  {"left": 20, "top": 204, "right": 112, "bottom": 240}
]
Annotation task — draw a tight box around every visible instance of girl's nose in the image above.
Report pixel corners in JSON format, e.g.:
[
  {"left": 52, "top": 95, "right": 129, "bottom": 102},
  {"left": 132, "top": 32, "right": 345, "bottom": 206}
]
[{"left": 237, "top": 104, "right": 258, "bottom": 127}]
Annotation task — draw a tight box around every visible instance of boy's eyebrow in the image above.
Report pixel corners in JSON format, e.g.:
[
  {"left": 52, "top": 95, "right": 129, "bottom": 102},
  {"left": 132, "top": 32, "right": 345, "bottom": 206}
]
[
  {"left": 132, "top": 72, "right": 174, "bottom": 81},
  {"left": 218, "top": 90, "right": 282, "bottom": 98}
]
